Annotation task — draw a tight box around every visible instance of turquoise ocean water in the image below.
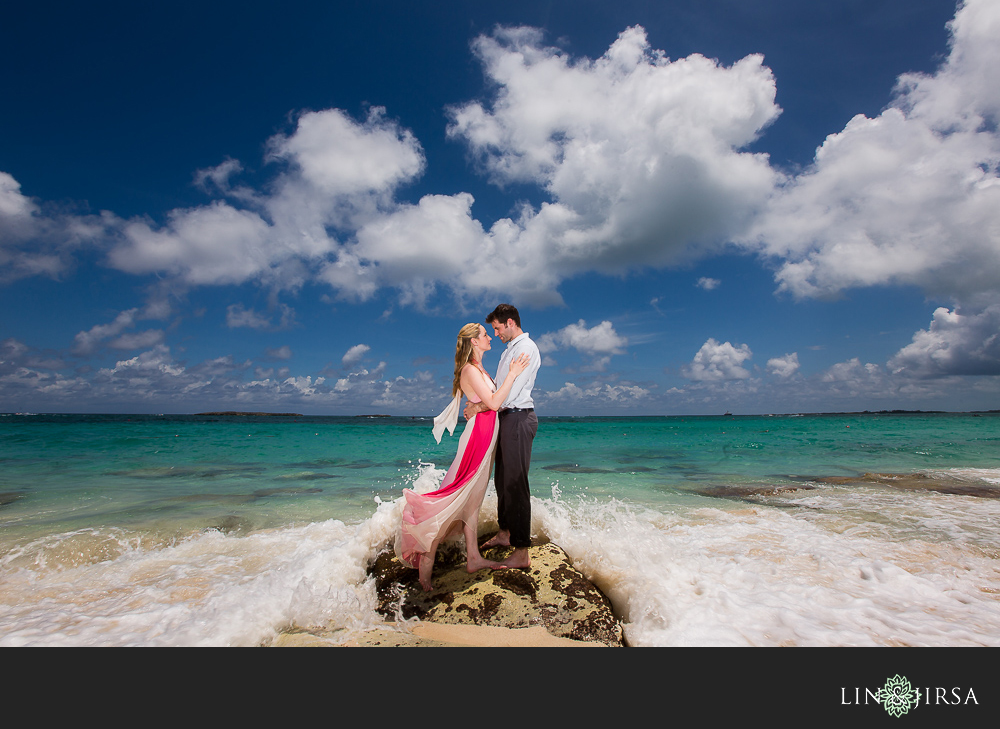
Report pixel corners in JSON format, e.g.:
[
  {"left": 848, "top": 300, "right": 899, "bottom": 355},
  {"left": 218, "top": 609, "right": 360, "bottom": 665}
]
[{"left": 2, "top": 411, "right": 999, "bottom": 646}]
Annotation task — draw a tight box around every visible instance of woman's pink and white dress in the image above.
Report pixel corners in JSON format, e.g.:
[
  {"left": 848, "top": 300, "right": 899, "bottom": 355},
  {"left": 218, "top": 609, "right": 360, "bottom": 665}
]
[{"left": 395, "top": 369, "right": 498, "bottom": 568}]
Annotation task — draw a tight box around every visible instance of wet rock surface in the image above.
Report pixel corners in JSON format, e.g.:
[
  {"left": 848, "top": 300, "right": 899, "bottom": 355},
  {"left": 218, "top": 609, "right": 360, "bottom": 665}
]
[{"left": 366, "top": 535, "right": 625, "bottom": 647}]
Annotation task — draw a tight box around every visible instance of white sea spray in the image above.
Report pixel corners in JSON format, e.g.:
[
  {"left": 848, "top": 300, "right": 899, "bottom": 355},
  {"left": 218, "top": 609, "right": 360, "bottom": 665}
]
[
  {"left": 530, "top": 486, "right": 1000, "bottom": 647},
  {"left": 0, "top": 505, "right": 408, "bottom": 647}
]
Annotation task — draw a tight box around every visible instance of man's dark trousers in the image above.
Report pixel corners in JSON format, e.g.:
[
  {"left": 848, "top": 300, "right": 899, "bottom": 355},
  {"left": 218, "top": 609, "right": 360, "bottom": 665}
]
[{"left": 494, "top": 408, "right": 537, "bottom": 548}]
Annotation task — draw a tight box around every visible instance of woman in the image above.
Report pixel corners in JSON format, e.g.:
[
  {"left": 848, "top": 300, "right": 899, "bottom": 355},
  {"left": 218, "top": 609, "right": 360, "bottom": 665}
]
[{"left": 396, "top": 322, "right": 530, "bottom": 591}]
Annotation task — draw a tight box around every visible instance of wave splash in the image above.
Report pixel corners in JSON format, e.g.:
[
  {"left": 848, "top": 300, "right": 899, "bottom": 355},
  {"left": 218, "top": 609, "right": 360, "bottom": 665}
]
[{"left": 3, "top": 463, "right": 1000, "bottom": 647}]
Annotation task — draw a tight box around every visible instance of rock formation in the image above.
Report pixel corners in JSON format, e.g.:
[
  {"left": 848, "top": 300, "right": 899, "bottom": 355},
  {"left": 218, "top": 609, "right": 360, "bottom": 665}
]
[{"left": 366, "top": 536, "right": 625, "bottom": 647}]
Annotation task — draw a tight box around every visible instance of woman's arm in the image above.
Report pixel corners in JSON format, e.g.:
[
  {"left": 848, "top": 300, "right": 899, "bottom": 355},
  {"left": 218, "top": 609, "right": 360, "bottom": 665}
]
[{"left": 460, "top": 353, "right": 530, "bottom": 411}]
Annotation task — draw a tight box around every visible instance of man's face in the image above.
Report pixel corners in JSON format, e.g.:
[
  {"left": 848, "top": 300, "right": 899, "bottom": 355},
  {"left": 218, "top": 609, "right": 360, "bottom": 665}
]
[{"left": 491, "top": 319, "right": 515, "bottom": 343}]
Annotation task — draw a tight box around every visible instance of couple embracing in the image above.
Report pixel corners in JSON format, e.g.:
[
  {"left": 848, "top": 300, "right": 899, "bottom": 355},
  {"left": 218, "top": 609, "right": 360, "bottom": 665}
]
[{"left": 396, "top": 304, "right": 540, "bottom": 591}]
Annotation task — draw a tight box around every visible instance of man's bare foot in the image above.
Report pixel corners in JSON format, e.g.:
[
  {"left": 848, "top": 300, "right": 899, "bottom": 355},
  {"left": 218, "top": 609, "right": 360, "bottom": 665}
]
[
  {"left": 482, "top": 530, "right": 511, "bottom": 548},
  {"left": 501, "top": 547, "right": 531, "bottom": 569},
  {"left": 466, "top": 554, "right": 507, "bottom": 573}
]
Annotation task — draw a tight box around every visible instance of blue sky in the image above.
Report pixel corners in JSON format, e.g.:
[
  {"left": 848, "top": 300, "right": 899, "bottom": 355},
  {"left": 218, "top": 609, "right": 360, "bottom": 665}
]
[{"left": 2, "top": 0, "right": 999, "bottom": 415}]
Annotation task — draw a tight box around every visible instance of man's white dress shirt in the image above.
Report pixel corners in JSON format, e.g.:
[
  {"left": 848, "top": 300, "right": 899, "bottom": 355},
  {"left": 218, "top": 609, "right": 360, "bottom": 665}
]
[{"left": 495, "top": 332, "right": 540, "bottom": 410}]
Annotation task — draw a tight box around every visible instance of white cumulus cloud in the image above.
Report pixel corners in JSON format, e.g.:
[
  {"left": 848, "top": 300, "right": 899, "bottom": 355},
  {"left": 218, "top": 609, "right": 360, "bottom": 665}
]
[
  {"left": 536, "top": 319, "right": 627, "bottom": 372},
  {"left": 107, "top": 107, "right": 426, "bottom": 294},
  {"left": 266, "top": 107, "right": 424, "bottom": 198},
  {"left": 537, "top": 319, "right": 627, "bottom": 355},
  {"left": 1, "top": 171, "right": 111, "bottom": 283},
  {"left": 3, "top": 22, "right": 783, "bottom": 310},
  {"left": 443, "top": 25, "right": 780, "bottom": 301},
  {"left": 543, "top": 381, "right": 651, "bottom": 407},
  {"left": 889, "top": 305, "right": 1000, "bottom": 377},
  {"left": 740, "top": 0, "right": 1000, "bottom": 306},
  {"left": 683, "top": 338, "right": 753, "bottom": 381},
  {"left": 342, "top": 343, "right": 371, "bottom": 367},
  {"left": 821, "top": 358, "right": 882, "bottom": 383},
  {"left": 111, "top": 202, "right": 275, "bottom": 286},
  {"left": 767, "top": 352, "right": 800, "bottom": 378}
]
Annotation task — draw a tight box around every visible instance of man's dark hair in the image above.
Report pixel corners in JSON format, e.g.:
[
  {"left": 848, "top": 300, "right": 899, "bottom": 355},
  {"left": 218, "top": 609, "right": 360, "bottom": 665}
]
[{"left": 486, "top": 303, "right": 520, "bottom": 328}]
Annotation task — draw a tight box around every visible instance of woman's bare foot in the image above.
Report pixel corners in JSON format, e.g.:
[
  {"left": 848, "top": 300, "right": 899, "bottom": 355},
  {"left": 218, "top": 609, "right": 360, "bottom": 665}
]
[
  {"left": 482, "top": 530, "right": 511, "bottom": 548},
  {"left": 466, "top": 554, "right": 507, "bottom": 573},
  {"left": 418, "top": 553, "right": 435, "bottom": 591}
]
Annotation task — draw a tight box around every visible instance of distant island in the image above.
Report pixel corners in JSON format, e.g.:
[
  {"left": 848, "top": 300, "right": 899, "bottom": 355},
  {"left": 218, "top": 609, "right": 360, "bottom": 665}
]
[
  {"left": 183, "top": 409, "right": 1000, "bottom": 419},
  {"left": 195, "top": 411, "right": 303, "bottom": 417}
]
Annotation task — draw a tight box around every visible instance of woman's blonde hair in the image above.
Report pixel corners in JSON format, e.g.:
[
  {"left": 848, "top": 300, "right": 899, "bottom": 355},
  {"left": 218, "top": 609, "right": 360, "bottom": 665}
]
[{"left": 452, "top": 323, "right": 482, "bottom": 396}]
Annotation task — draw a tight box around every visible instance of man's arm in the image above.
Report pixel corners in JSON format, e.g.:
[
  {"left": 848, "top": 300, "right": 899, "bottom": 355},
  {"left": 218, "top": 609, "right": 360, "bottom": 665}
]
[
  {"left": 463, "top": 400, "right": 488, "bottom": 420},
  {"left": 502, "top": 339, "right": 539, "bottom": 407}
]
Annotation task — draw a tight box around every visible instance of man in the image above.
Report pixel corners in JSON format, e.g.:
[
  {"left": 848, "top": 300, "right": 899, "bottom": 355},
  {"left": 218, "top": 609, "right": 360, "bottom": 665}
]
[{"left": 464, "top": 303, "right": 540, "bottom": 569}]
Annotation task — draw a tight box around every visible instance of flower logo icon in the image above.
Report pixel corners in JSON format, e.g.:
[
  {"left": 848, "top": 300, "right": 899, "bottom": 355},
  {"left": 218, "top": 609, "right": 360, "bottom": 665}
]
[{"left": 880, "top": 675, "right": 918, "bottom": 717}]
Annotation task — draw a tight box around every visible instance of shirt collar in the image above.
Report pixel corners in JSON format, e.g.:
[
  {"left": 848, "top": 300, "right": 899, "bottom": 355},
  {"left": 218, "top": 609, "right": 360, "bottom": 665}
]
[{"left": 506, "top": 332, "right": 528, "bottom": 348}]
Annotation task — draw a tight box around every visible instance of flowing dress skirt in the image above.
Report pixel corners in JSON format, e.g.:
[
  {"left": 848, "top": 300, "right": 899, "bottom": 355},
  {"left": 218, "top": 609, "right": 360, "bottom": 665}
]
[{"left": 396, "top": 409, "right": 498, "bottom": 568}]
